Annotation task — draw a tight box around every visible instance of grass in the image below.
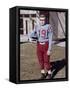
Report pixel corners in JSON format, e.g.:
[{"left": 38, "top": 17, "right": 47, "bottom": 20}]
[{"left": 20, "top": 43, "right": 65, "bottom": 80}]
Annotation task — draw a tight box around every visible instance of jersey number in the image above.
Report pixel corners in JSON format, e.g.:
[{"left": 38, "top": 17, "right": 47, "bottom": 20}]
[{"left": 40, "top": 29, "right": 46, "bottom": 38}]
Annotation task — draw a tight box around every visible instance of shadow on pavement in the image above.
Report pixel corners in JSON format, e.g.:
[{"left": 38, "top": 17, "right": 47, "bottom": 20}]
[{"left": 50, "top": 59, "right": 66, "bottom": 79}]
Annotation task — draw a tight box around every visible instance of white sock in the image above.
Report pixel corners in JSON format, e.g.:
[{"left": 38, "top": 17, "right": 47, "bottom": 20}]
[
  {"left": 48, "top": 70, "right": 51, "bottom": 74},
  {"left": 41, "top": 69, "right": 45, "bottom": 74}
]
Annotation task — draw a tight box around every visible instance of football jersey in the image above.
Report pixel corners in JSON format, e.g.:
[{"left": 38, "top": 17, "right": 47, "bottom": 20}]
[{"left": 30, "top": 24, "right": 53, "bottom": 50}]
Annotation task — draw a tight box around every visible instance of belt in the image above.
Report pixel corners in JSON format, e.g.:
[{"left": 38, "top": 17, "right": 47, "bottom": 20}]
[
  {"left": 37, "top": 41, "right": 48, "bottom": 45},
  {"left": 39, "top": 42, "right": 45, "bottom": 45},
  {"left": 38, "top": 42, "right": 46, "bottom": 45}
]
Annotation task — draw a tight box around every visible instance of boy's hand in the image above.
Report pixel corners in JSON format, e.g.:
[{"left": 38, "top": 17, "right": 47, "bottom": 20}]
[
  {"left": 29, "top": 38, "right": 36, "bottom": 43},
  {"left": 47, "top": 50, "right": 51, "bottom": 55},
  {"left": 29, "top": 38, "right": 33, "bottom": 42}
]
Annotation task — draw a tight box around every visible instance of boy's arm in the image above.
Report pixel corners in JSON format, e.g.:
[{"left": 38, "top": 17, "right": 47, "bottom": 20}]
[
  {"left": 47, "top": 25, "right": 53, "bottom": 52},
  {"left": 28, "top": 25, "right": 38, "bottom": 42}
]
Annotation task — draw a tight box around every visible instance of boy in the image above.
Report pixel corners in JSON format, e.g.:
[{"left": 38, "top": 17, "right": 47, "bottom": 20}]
[{"left": 29, "top": 14, "right": 53, "bottom": 79}]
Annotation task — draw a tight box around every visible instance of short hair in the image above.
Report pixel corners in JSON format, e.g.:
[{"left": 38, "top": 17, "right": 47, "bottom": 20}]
[{"left": 39, "top": 14, "right": 46, "bottom": 20}]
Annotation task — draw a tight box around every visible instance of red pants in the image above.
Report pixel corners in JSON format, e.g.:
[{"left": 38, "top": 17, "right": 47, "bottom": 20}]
[{"left": 37, "top": 42, "right": 51, "bottom": 70}]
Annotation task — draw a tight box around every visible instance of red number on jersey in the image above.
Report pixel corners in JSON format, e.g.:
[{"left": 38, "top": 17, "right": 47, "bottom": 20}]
[{"left": 40, "top": 29, "right": 46, "bottom": 38}]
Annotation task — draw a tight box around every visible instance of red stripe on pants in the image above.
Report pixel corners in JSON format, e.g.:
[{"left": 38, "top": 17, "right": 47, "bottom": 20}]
[{"left": 37, "top": 42, "right": 51, "bottom": 70}]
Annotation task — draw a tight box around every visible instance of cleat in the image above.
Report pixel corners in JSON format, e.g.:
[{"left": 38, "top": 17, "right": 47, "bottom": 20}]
[
  {"left": 40, "top": 73, "right": 46, "bottom": 79},
  {"left": 47, "top": 73, "right": 52, "bottom": 79}
]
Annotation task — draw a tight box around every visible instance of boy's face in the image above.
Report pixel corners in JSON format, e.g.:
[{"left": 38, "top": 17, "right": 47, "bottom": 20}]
[{"left": 39, "top": 16, "right": 45, "bottom": 26}]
